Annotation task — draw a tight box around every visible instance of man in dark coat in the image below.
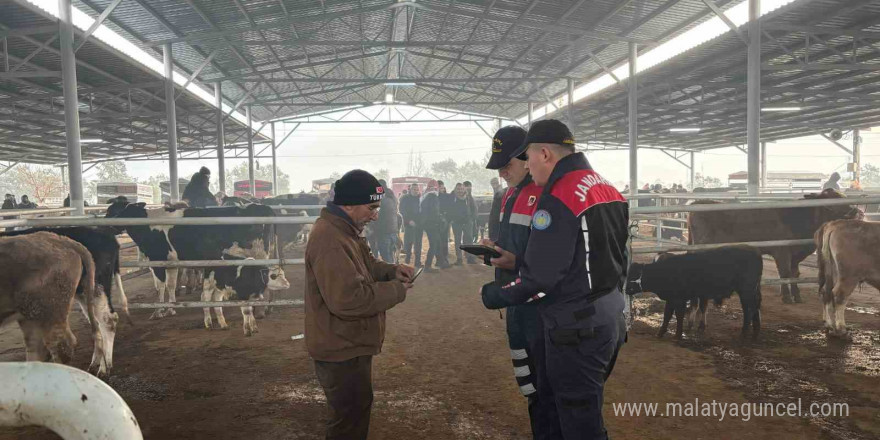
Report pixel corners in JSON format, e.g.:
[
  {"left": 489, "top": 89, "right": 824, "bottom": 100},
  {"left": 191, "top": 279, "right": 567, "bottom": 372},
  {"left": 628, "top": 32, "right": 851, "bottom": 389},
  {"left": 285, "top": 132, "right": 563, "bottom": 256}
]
[
  {"left": 420, "top": 184, "right": 450, "bottom": 271},
  {"left": 399, "top": 183, "right": 422, "bottom": 266},
  {"left": 372, "top": 179, "right": 399, "bottom": 263},
  {"left": 182, "top": 167, "right": 218, "bottom": 208}
]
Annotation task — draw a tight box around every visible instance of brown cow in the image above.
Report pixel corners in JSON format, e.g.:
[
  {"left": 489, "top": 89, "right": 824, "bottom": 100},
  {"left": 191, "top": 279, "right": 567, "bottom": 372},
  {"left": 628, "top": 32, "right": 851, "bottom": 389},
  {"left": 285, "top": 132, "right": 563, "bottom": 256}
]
[
  {"left": 815, "top": 219, "right": 879, "bottom": 338},
  {"left": 688, "top": 189, "right": 862, "bottom": 303},
  {"left": 0, "top": 232, "right": 100, "bottom": 367}
]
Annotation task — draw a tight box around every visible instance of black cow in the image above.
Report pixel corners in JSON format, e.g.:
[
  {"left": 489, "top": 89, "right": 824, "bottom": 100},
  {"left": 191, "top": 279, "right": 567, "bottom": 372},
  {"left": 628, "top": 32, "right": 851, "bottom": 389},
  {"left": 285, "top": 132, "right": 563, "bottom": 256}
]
[
  {"left": 105, "top": 200, "right": 279, "bottom": 326},
  {"left": 202, "top": 255, "right": 290, "bottom": 335},
  {"left": 626, "top": 246, "right": 764, "bottom": 340},
  {"left": 0, "top": 227, "right": 123, "bottom": 375}
]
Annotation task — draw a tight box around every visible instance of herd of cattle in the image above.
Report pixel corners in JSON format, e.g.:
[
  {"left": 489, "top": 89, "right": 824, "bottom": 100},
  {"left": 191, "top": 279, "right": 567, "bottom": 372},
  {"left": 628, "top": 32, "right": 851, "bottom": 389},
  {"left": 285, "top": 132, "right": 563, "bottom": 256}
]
[{"left": 0, "top": 189, "right": 876, "bottom": 379}]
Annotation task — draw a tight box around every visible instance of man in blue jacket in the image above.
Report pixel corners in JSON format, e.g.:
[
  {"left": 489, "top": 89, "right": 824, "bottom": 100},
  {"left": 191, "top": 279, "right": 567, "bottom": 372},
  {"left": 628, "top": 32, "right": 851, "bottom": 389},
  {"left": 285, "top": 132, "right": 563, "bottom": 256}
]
[{"left": 482, "top": 119, "right": 629, "bottom": 440}]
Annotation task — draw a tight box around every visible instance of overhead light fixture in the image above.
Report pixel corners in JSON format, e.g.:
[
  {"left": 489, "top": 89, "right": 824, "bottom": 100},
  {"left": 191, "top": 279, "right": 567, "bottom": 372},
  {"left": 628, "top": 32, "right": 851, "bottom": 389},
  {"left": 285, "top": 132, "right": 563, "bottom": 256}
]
[
  {"left": 762, "top": 106, "right": 802, "bottom": 112},
  {"left": 80, "top": 138, "right": 104, "bottom": 143},
  {"left": 385, "top": 93, "right": 394, "bottom": 103},
  {"left": 669, "top": 128, "right": 701, "bottom": 133},
  {"left": 384, "top": 82, "right": 416, "bottom": 87}
]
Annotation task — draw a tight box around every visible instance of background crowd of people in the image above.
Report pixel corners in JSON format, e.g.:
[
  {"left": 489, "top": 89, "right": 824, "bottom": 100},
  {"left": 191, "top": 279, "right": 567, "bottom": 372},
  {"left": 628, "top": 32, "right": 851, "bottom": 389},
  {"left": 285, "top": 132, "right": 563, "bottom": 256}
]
[{"left": 368, "top": 178, "right": 484, "bottom": 271}]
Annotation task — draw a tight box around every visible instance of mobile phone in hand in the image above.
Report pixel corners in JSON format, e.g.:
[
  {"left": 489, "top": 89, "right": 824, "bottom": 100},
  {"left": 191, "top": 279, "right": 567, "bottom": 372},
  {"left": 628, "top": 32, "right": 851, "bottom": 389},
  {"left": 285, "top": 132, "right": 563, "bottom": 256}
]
[{"left": 410, "top": 267, "right": 424, "bottom": 283}]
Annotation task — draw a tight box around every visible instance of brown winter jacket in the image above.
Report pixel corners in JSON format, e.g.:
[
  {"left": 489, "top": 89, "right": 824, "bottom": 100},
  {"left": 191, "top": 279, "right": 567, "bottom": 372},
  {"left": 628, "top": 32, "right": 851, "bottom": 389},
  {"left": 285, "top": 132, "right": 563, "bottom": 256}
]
[{"left": 305, "top": 206, "right": 407, "bottom": 362}]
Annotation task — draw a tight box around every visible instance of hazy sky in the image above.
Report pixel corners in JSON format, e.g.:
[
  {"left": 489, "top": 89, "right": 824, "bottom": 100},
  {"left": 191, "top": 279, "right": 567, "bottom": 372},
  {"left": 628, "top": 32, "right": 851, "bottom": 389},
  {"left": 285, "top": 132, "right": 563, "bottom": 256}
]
[{"left": 103, "top": 111, "right": 879, "bottom": 193}]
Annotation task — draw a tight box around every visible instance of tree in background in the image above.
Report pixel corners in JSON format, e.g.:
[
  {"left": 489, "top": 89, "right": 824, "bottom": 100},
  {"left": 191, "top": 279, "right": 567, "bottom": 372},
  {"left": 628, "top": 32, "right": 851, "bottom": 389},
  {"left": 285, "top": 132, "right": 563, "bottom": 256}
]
[
  {"left": 7, "top": 164, "right": 64, "bottom": 204},
  {"left": 373, "top": 169, "right": 390, "bottom": 183},
  {"left": 692, "top": 173, "right": 723, "bottom": 189},
  {"left": 86, "top": 161, "right": 135, "bottom": 203},
  {"left": 860, "top": 164, "right": 880, "bottom": 188},
  {"left": 430, "top": 159, "right": 458, "bottom": 182},
  {"left": 223, "top": 161, "right": 291, "bottom": 196}
]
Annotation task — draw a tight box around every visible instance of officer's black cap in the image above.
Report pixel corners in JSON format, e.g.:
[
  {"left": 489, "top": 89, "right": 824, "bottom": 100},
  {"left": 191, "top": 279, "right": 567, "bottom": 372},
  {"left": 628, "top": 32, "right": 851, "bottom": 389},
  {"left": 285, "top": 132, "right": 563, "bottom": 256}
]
[
  {"left": 486, "top": 126, "right": 528, "bottom": 170},
  {"left": 509, "top": 119, "right": 575, "bottom": 161}
]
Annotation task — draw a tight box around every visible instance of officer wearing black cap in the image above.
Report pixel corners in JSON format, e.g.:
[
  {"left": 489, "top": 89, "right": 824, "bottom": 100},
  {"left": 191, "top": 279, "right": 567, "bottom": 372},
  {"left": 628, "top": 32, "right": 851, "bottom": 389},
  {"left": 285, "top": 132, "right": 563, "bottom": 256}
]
[
  {"left": 481, "top": 125, "right": 553, "bottom": 438},
  {"left": 482, "top": 119, "right": 629, "bottom": 440}
]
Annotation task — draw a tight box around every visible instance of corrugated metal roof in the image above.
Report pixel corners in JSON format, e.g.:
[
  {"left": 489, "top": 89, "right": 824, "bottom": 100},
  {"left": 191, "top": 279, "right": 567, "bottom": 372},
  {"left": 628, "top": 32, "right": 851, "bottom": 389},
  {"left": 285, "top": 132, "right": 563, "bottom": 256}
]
[{"left": 2, "top": 0, "right": 880, "bottom": 164}]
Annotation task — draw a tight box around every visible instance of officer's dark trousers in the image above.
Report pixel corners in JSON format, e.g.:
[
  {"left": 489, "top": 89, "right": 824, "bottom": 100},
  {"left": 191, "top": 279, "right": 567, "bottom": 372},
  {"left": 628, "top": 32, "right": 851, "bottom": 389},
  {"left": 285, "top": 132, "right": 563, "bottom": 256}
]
[
  {"left": 536, "top": 291, "right": 627, "bottom": 440},
  {"left": 506, "top": 304, "right": 558, "bottom": 439},
  {"left": 314, "top": 355, "right": 374, "bottom": 440},
  {"left": 403, "top": 223, "right": 422, "bottom": 265}
]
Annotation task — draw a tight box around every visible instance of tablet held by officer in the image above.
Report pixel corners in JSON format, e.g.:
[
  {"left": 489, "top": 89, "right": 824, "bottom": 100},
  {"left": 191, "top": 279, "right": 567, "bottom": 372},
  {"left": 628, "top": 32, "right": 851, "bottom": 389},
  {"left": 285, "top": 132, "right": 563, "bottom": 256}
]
[{"left": 481, "top": 119, "right": 629, "bottom": 440}]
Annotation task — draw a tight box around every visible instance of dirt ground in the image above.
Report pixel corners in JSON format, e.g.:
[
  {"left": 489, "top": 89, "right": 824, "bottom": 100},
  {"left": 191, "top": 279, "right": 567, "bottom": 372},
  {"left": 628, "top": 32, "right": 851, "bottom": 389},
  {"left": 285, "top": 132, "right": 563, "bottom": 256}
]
[{"left": 1, "top": 241, "right": 878, "bottom": 439}]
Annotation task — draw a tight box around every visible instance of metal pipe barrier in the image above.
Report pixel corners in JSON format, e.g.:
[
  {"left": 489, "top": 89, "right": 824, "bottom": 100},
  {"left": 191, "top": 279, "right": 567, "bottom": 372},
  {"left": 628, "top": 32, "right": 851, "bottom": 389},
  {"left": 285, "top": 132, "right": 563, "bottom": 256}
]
[
  {"left": 120, "top": 258, "right": 305, "bottom": 268},
  {"left": 0, "top": 215, "right": 318, "bottom": 228},
  {"left": 128, "top": 299, "right": 304, "bottom": 309},
  {"left": 0, "top": 362, "right": 143, "bottom": 440}
]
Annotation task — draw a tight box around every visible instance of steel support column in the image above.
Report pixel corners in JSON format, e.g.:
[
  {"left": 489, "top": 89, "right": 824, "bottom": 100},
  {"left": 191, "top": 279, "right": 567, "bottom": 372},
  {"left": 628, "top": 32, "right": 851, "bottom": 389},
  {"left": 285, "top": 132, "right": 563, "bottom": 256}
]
[
  {"left": 690, "top": 152, "right": 695, "bottom": 190},
  {"left": 163, "top": 43, "right": 179, "bottom": 201},
  {"left": 59, "top": 0, "right": 84, "bottom": 215},
  {"left": 746, "top": 0, "right": 761, "bottom": 195},
  {"left": 628, "top": 42, "right": 638, "bottom": 196},
  {"left": 271, "top": 122, "right": 278, "bottom": 196},
  {"left": 853, "top": 128, "right": 861, "bottom": 185},
  {"left": 761, "top": 141, "right": 767, "bottom": 189},
  {"left": 567, "top": 79, "right": 575, "bottom": 129},
  {"left": 214, "top": 82, "right": 225, "bottom": 194},
  {"left": 246, "top": 106, "right": 255, "bottom": 197}
]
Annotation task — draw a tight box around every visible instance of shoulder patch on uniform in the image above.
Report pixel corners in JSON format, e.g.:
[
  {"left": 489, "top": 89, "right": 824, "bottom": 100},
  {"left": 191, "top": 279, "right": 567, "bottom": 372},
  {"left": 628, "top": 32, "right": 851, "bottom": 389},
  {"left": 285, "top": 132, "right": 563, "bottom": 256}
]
[
  {"left": 550, "top": 170, "right": 626, "bottom": 216},
  {"left": 532, "top": 210, "right": 552, "bottom": 230}
]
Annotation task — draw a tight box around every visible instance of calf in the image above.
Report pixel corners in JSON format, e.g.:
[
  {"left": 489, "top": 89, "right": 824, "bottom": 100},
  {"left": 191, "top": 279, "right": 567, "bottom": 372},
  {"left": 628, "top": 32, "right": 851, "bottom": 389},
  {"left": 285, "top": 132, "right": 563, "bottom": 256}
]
[
  {"left": 626, "top": 246, "right": 764, "bottom": 340},
  {"left": 815, "top": 219, "right": 880, "bottom": 338},
  {"left": 201, "top": 256, "right": 290, "bottom": 336},
  {"left": 0, "top": 232, "right": 104, "bottom": 372},
  {"left": 296, "top": 210, "right": 312, "bottom": 244},
  {"left": 2, "top": 227, "right": 125, "bottom": 375}
]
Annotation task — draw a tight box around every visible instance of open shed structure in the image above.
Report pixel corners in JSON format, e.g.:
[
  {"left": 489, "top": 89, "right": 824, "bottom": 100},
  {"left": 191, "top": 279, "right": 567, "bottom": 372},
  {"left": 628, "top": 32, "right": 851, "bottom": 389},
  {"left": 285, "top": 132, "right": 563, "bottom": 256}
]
[{"left": 2, "top": 0, "right": 880, "bottom": 213}]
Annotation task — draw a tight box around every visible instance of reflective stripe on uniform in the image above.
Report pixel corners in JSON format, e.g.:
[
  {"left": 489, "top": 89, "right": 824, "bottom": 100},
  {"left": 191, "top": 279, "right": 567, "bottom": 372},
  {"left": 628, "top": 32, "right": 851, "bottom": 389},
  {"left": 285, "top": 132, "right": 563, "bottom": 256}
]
[
  {"left": 581, "top": 216, "right": 592, "bottom": 289},
  {"left": 510, "top": 348, "right": 527, "bottom": 360},
  {"left": 508, "top": 212, "right": 532, "bottom": 227},
  {"left": 514, "top": 365, "right": 531, "bottom": 377},
  {"left": 519, "top": 383, "right": 537, "bottom": 396}
]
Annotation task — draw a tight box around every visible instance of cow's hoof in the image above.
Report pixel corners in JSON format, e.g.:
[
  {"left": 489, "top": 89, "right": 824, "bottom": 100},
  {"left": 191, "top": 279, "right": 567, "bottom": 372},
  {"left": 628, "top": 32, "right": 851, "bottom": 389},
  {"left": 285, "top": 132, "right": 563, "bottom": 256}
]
[
  {"left": 219, "top": 325, "right": 230, "bottom": 331},
  {"left": 166, "top": 308, "right": 177, "bottom": 316},
  {"left": 827, "top": 330, "right": 852, "bottom": 341}
]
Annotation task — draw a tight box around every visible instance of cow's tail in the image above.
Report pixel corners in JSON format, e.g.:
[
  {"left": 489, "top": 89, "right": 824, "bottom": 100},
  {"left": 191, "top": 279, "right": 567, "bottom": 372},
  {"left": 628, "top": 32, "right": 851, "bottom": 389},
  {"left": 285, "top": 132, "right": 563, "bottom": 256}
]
[
  {"left": 74, "top": 241, "right": 99, "bottom": 340},
  {"left": 815, "top": 222, "right": 833, "bottom": 297},
  {"left": 115, "top": 256, "right": 134, "bottom": 326},
  {"left": 686, "top": 212, "right": 694, "bottom": 246}
]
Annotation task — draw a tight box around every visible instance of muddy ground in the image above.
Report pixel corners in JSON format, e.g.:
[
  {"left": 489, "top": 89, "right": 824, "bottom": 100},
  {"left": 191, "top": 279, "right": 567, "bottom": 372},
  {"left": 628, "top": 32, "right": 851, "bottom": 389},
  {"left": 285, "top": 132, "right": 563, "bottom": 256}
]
[{"left": 1, "top": 241, "right": 878, "bottom": 439}]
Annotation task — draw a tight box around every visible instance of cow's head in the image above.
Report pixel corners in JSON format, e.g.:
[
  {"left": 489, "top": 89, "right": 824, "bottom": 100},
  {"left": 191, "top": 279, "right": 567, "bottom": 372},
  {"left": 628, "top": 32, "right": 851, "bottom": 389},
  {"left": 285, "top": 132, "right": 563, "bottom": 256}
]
[
  {"left": 263, "top": 265, "right": 290, "bottom": 290},
  {"left": 105, "top": 196, "right": 130, "bottom": 218},
  {"left": 805, "top": 189, "right": 864, "bottom": 223},
  {"left": 624, "top": 263, "right": 645, "bottom": 296}
]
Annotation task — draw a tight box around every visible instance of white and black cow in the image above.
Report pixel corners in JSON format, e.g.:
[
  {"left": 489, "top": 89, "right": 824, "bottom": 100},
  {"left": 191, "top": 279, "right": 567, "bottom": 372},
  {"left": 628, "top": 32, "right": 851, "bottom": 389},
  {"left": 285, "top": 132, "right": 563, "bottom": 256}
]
[
  {"left": 105, "top": 200, "right": 279, "bottom": 322},
  {"left": 202, "top": 255, "right": 290, "bottom": 335},
  {"left": 626, "top": 246, "right": 764, "bottom": 340},
  {"left": 1, "top": 226, "right": 125, "bottom": 375}
]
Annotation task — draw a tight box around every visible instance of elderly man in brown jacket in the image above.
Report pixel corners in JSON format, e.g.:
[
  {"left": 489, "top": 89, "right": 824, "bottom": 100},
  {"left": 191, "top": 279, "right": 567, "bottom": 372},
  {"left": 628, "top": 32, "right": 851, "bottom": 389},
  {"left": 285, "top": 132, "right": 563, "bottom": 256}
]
[{"left": 305, "top": 169, "right": 415, "bottom": 440}]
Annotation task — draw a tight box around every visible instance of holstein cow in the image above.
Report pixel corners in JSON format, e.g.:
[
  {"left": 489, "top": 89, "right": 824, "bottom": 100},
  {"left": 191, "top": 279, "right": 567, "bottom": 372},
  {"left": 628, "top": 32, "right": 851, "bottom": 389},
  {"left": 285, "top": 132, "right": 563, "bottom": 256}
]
[
  {"left": 202, "top": 255, "right": 290, "bottom": 335},
  {"left": 0, "top": 232, "right": 105, "bottom": 371},
  {"left": 2, "top": 227, "right": 126, "bottom": 375},
  {"left": 688, "top": 189, "right": 862, "bottom": 303},
  {"left": 105, "top": 200, "right": 279, "bottom": 324},
  {"left": 815, "top": 219, "right": 880, "bottom": 338},
  {"left": 626, "top": 246, "right": 764, "bottom": 340}
]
